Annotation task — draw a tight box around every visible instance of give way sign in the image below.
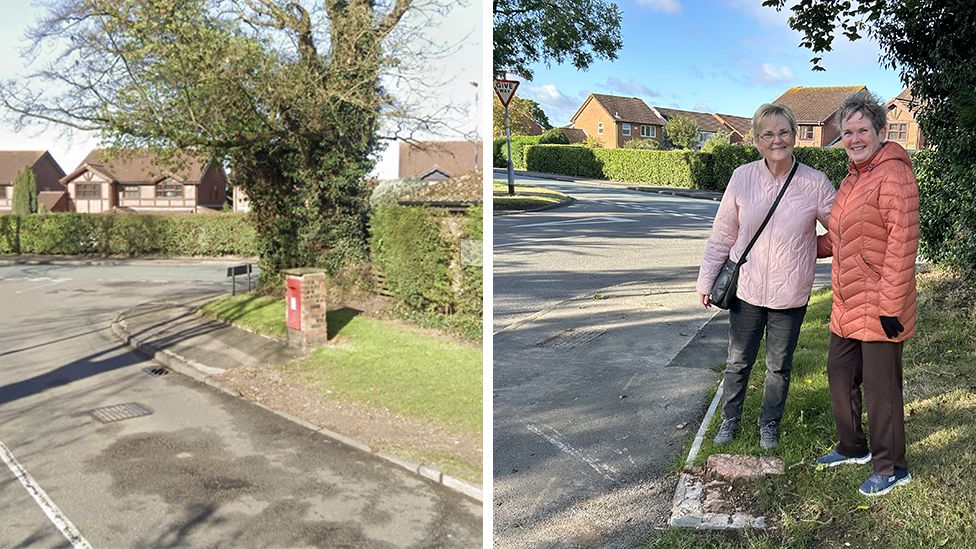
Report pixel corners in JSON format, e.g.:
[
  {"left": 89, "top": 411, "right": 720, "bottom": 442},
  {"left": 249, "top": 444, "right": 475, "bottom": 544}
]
[{"left": 494, "top": 79, "right": 519, "bottom": 107}]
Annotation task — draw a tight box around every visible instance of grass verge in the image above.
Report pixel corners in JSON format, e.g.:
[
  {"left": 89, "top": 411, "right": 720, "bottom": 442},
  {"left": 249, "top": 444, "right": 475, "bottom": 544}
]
[
  {"left": 198, "top": 294, "right": 482, "bottom": 483},
  {"left": 650, "top": 268, "right": 976, "bottom": 548},
  {"left": 493, "top": 181, "right": 571, "bottom": 211}
]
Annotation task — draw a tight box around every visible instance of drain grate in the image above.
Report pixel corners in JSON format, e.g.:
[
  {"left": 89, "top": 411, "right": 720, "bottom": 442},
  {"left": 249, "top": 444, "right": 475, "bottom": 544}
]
[
  {"left": 89, "top": 403, "right": 154, "bottom": 423},
  {"left": 537, "top": 329, "right": 607, "bottom": 349},
  {"left": 142, "top": 366, "right": 169, "bottom": 377}
]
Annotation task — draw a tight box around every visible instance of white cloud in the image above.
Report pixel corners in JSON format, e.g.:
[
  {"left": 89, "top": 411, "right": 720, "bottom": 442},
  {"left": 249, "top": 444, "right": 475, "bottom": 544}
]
[
  {"left": 523, "top": 83, "right": 586, "bottom": 125},
  {"left": 601, "top": 77, "right": 661, "bottom": 98},
  {"left": 758, "top": 63, "right": 794, "bottom": 85},
  {"left": 636, "top": 0, "right": 682, "bottom": 14},
  {"left": 693, "top": 103, "right": 712, "bottom": 112}
]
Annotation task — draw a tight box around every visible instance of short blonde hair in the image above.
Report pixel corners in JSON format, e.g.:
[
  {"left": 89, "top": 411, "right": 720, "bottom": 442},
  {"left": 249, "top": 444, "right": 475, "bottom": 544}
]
[{"left": 752, "top": 103, "right": 799, "bottom": 139}]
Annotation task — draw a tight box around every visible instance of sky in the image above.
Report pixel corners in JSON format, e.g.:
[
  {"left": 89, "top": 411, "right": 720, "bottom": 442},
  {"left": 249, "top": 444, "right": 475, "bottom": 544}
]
[
  {"left": 515, "top": 0, "right": 906, "bottom": 126},
  {"left": 0, "top": 0, "right": 481, "bottom": 179}
]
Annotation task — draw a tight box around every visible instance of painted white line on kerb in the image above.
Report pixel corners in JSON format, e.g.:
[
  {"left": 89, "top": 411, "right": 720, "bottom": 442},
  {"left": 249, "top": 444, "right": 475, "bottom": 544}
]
[{"left": 0, "top": 441, "right": 92, "bottom": 549}]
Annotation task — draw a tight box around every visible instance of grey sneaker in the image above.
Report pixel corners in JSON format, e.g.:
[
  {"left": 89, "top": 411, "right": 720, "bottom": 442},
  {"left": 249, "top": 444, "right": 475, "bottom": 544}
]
[
  {"left": 714, "top": 418, "right": 739, "bottom": 444},
  {"left": 759, "top": 421, "right": 779, "bottom": 449}
]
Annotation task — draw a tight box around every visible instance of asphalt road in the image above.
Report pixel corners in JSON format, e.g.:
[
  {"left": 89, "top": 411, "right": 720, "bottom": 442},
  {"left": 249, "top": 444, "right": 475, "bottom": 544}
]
[
  {"left": 493, "top": 173, "right": 830, "bottom": 547},
  {"left": 0, "top": 260, "right": 480, "bottom": 548}
]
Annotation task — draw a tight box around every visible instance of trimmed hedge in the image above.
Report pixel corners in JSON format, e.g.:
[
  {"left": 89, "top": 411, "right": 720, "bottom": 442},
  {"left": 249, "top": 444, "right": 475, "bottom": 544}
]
[
  {"left": 369, "top": 204, "right": 482, "bottom": 320},
  {"left": 524, "top": 143, "right": 855, "bottom": 191},
  {"left": 498, "top": 135, "right": 541, "bottom": 170},
  {"left": 493, "top": 137, "right": 506, "bottom": 168},
  {"left": 0, "top": 213, "right": 257, "bottom": 256}
]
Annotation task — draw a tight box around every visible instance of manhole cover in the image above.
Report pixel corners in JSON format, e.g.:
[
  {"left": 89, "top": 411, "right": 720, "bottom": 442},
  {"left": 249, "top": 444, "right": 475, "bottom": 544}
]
[
  {"left": 537, "top": 329, "right": 606, "bottom": 349},
  {"left": 89, "top": 403, "right": 154, "bottom": 423},
  {"left": 142, "top": 366, "right": 169, "bottom": 377}
]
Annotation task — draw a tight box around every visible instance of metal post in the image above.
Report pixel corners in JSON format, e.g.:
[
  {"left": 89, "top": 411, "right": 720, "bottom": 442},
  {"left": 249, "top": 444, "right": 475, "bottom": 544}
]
[
  {"left": 506, "top": 104, "right": 515, "bottom": 196},
  {"left": 247, "top": 265, "right": 252, "bottom": 293},
  {"left": 232, "top": 274, "right": 236, "bottom": 296}
]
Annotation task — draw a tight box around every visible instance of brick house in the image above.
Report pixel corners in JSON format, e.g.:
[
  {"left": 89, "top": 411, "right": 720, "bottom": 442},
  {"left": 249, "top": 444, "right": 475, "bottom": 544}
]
[
  {"left": 654, "top": 107, "right": 736, "bottom": 149},
  {"left": 885, "top": 87, "right": 926, "bottom": 150},
  {"left": 62, "top": 149, "right": 227, "bottom": 214},
  {"left": 0, "top": 151, "right": 67, "bottom": 213},
  {"left": 399, "top": 140, "right": 481, "bottom": 181},
  {"left": 569, "top": 94, "right": 667, "bottom": 148},
  {"left": 771, "top": 85, "right": 867, "bottom": 147},
  {"left": 713, "top": 113, "right": 753, "bottom": 144}
]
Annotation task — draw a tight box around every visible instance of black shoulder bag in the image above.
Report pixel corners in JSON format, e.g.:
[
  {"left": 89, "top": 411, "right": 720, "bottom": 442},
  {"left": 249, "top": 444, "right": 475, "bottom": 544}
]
[{"left": 709, "top": 161, "right": 799, "bottom": 309}]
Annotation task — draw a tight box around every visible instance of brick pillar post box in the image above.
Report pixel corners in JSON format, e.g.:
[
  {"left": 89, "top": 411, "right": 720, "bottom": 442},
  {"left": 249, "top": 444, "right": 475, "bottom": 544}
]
[{"left": 282, "top": 269, "right": 328, "bottom": 350}]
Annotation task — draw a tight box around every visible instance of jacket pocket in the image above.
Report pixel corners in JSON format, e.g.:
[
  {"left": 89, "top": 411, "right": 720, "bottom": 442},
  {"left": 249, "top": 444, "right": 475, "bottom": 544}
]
[{"left": 854, "top": 253, "right": 881, "bottom": 282}]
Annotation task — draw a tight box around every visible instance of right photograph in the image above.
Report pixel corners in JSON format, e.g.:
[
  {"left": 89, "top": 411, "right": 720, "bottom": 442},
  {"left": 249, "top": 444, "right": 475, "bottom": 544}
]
[{"left": 492, "top": 1, "right": 970, "bottom": 547}]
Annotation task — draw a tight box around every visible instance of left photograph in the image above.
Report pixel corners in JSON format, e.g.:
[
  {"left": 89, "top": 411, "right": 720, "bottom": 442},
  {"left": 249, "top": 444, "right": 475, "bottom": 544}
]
[{"left": 0, "top": 0, "right": 483, "bottom": 547}]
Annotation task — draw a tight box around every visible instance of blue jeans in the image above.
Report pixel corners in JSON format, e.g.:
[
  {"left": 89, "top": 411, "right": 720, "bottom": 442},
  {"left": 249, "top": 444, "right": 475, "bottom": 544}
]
[{"left": 721, "top": 298, "right": 807, "bottom": 425}]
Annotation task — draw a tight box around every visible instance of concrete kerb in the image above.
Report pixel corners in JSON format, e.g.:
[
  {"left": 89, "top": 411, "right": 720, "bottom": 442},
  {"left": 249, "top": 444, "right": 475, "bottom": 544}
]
[
  {"left": 110, "top": 305, "right": 484, "bottom": 504},
  {"left": 493, "top": 196, "right": 577, "bottom": 216},
  {"left": 495, "top": 168, "right": 724, "bottom": 202}
]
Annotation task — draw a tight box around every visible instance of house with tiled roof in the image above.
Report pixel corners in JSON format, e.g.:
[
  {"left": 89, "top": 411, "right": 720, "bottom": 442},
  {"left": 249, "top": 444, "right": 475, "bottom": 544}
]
[
  {"left": 771, "top": 85, "right": 867, "bottom": 147},
  {"left": 714, "top": 113, "right": 753, "bottom": 144},
  {"left": 397, "top": 170, "right": 482, "bottom": 213},
  {"left": 885, "top": 87, "right": 925, "bottom": 150},
  {"left": 569, "top": 93, "right": 667, "bottom": 148},
  {"left": 399, "top": 140, "right": 480, "bottom": 182},
  {"left": 558, "top": 126, "right": 587, "bottom": 144},
  {"left": 0, "top": 151, "right": 67, "bottom": 213},
  {"left": 654, "top": 107, "right": 739, "bottom": 149},
  {"left": 62, "top": 149, "right": 227, "bottom": 214}
]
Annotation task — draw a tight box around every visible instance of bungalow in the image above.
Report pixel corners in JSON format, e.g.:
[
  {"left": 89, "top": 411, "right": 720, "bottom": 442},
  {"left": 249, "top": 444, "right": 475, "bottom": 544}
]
[
  {"left": 713, "top": 113, "right": 753, "bottom": 144},
  {"left": 397, "top": 170, "right": 482, "bottom": 214},
  {"left": 569, "top": 93, "right": 667, "bottom": 148},
  {"left": 770, "top": 85, "right": 867, "bottom": 147},
  {"left": 885, "top": 87, "right": 926, "bottom": 150},
  {"left": 62, "top": 149, "right": 228, "bottom": 214},
  {"left": 0, "top": 151, "right": 67, "bottom": 213},
  {"left": 654, "top": 107, "right": 732, "bottom": 149},
  {"left": 399, "top": 140, "right": 481, "bottom": 181}
]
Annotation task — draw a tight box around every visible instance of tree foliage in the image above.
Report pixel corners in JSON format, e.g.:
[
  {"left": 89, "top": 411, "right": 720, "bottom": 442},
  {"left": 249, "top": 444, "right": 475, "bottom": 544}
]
[
  {"left": 493, "top": 0, "right": 623, "bottom": 79},
  {"left": 1, "top": 0, "right": 419, "bottom": 283},
  {"left": 492, "top": 96, "right": 550, "bottom": 137},
  {"left": 665, "top": 115, "right": 700, "bottom": 149},
  {"left": 12, "top": 167, "right": 36, "bottom": 216},
  {"left": 538, "top": 128, "right": 568, "bottom": 144},
  {"left": 764, "top": 0, "right": 976, "bottom": 273},
  {"left": 622, "top": 138, "right": 659, "bottom": 150}
]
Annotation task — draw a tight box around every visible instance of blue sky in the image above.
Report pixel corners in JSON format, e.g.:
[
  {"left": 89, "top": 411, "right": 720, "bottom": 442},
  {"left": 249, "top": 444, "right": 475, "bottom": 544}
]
[
  {"left": 0, "top": 0, "right": 480, "bottom": 178},
  {"left": 516, "top": 0, "right": 905, "bottom": 126}
]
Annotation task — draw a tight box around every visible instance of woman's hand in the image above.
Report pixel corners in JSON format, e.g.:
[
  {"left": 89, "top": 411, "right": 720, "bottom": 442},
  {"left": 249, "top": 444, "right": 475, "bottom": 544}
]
[{"left": 699, "top": 293, "right": 711, "bottom": 309}]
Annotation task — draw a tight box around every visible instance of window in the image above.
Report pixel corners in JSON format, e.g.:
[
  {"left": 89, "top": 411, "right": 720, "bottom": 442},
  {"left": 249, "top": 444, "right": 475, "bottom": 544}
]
[
  {"left": 0, "top": 186, "right": 6, "bottom": 199},
  {"left": 800, "top": 125, "right": 814, "bottom": 140},
  {"left": 76, "top": 183, "right": 100, "bottom": 199},
  {"left": 156, "top": 179, "right": 184, "bottom": 198},
  {"left": 887, "top": 122, "right": 907, "bottom": 141},
  {"left": 640, "top": 125, "right": 653, "bottom": 138},
  {"left": 622, "top": 123, "right": 631, "bottom": 136},
  {"left": 122, "top": 185, "right": 140, "bottom": 200},
  {"left": 597, "top": 122, "right": 604, "bottom": 135}
]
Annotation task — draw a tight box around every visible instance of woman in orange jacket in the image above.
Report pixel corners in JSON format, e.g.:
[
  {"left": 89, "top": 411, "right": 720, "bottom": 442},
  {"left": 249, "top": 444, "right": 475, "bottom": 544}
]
[{"left": 814, "top": 91, "right": 919, "bottom": 497}]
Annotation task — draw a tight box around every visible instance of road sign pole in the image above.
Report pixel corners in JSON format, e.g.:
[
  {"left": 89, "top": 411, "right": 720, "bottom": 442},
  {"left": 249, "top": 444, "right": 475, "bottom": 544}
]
[{"left": 505, "top": 104, "right": 514, "bottom": 196}]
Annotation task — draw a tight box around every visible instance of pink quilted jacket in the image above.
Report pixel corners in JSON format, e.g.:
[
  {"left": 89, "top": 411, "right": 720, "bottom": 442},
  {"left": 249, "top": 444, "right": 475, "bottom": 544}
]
[{"left": 696, "top": 159, "right": 836, "bottom": 309}]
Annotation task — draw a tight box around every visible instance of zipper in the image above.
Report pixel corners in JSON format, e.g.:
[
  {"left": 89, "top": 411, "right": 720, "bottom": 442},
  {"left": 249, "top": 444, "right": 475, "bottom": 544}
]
[{"left": 835, "top": 167, "right": 861, "bottom": 306}]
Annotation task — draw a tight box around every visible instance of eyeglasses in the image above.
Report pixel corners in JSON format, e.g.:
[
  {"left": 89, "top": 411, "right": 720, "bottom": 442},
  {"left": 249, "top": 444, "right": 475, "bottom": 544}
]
[{"left": 758, "top": 130, "right": 794, "bottom": 142}]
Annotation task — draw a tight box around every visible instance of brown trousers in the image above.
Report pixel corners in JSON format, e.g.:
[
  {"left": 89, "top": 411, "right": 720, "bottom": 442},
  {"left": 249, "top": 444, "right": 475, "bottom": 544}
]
[{"left": 827, "top": 333, "right": 907, "bottom": 475}]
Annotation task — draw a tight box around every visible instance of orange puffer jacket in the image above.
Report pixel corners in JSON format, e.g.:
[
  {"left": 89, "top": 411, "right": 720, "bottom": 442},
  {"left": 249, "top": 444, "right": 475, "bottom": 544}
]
[{"left": 816, "top": 141, "right": 919, "bottom": 342}]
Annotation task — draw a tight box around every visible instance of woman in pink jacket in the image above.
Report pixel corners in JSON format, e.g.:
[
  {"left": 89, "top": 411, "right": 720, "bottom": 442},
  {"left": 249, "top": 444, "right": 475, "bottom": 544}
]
[{"left": 696, "top": 103, "right": 836, "bottom": 449}]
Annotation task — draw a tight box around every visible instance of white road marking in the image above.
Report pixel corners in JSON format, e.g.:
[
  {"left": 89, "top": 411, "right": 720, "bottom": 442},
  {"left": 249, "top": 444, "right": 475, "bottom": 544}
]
[
  {"left": 14, "top": 278, "right": 70, "bottom": 295},
  {"left": 526, "top": 423, "right": 619, "bottom": 482},
  {"left": 512, "top": 216, "right": 638, "bottom": 229},
  {"left": 0, "top": 441, "right": 92, "bottom": 549}
]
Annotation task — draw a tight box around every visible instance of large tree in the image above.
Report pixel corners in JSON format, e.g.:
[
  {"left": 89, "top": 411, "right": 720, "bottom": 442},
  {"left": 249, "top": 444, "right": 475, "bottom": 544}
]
[
  {"left": 492, "top": 96, "right": 550, "bottom": 137},
  {"left": 0, "top": 0, "right": 424, "bottom": 282},
  {"left": 493, "top": 0, "right": 623, "bottom": 79},
  {"left": 665, "top": 115, "right": 700, "bottom": 150},
  {"left": 763, "top": 0, "right": 976, "bottom": 272}
]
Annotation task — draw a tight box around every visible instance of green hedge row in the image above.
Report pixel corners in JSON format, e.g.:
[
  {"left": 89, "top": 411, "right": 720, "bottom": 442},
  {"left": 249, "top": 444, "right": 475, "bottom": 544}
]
[
  {"left": 369, "top": 204, "right": 482, "bottom": 322},
  {"left": 523, "top": 144, "right": 855, "bottom": 190},
  {"left": 0, "top": 213, "right": 257, "bottom": 256}
]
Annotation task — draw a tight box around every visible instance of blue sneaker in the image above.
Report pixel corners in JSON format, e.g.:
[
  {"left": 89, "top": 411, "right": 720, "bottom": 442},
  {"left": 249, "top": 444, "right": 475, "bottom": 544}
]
[
  {"left": 858, "top": 469, "right": 911, "bottom": 497},
  {"left": 816, "top": 450, "right": 872, "bottom": 467}
]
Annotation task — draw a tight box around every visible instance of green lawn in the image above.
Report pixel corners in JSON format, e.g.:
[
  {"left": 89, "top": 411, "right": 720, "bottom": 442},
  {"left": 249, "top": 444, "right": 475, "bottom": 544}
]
[
  {"left": 493, "top": 181, "right": 571, "bottom": 210},
  {"left": 198, "top": 294, "right": 482, "bottom": 481},
  {"left": 650, "top": 269, "right": 976, "bottom": 548}
]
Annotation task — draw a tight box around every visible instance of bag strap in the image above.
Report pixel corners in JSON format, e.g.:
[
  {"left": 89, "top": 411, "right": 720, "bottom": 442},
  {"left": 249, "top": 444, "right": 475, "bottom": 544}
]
[{"left": 737, "top": 160, "right": 799, "bottom": 265}]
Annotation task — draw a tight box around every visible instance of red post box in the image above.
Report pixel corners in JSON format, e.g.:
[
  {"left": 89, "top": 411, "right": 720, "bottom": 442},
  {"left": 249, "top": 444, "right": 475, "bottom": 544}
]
[{"left": 286, "top": 276, "right": 302, "bottom": 330}]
